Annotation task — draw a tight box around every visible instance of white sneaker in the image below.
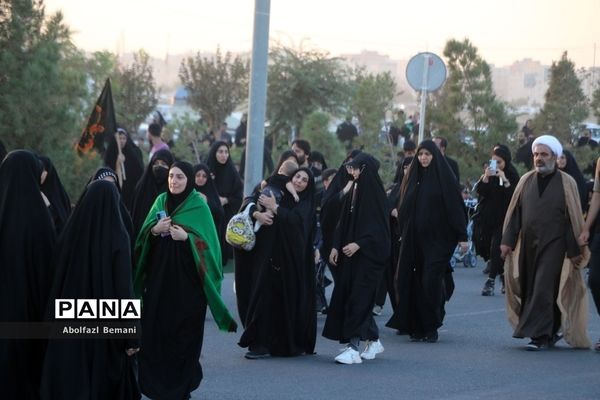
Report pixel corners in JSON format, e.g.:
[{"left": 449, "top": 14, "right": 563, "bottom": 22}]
[
  {"left": 334, "top": 346, "right": 362, "bottom": 364},
  {"left": 360, "top": 339, "right": 384, "bottom": 360}
]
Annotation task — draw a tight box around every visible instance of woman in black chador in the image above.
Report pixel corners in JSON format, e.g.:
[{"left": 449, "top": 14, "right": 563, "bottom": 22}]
[
  {"left": 322, "top": 152, "right": 390, "bottom": 365},
  {"left": 386, "top": 140, "right": 467, "bottom": 343},
  {"left": 38, "top": 154, "right": 71, "bottom": 234},
  {"left": 0, "top": 150, "right": 56, "bottom": 399},
  {"left": 206, "top": 141, "right": 243, "bottom": 265},
  {"left": 131, "top": 149, "right": 173, "bottom": 236},
  {"left": 557, "top": 149, "right": 589, "bottom": 212},
  {"left": 194, "top": 162, "right": 225, "bottom": 240},
  {"left": 235, "top": 167, "right": 317, "bottom": 359},
  {"left": 320, "top": 150, "right": 361, "bottom": 284},
  {"left": 41, "top": 180, "right": 140, "bottom": 400},
  {"left": 104, "top": 127, "right": 145, "bottom": 212},
  {"left": 134, "top": 161, "right": 236, "bottom": 400}
]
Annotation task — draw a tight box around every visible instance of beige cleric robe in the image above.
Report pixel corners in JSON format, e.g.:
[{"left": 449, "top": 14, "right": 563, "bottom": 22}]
[{"left": 502, "top": 169, "right": 591, "bottom": 348}]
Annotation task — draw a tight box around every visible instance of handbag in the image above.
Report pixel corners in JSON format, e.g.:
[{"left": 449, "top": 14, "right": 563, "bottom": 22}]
[{"left": 225, "top": 202, "right": 256, "bottom": 251}]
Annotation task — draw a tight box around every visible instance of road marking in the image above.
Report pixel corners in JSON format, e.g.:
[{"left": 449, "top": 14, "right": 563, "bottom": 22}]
[{"left": 446, "top": 308, "right": 505, "bottom": 318}]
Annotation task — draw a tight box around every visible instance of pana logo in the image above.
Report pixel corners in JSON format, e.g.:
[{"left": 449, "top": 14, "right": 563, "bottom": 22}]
[{"left": 55, "top": 299, "right": 141, "bottom": 319}]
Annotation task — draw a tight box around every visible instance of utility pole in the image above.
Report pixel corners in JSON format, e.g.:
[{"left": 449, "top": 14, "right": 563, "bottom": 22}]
[{"left": 243, "top": 0, "right": 271, "bottom": 196}]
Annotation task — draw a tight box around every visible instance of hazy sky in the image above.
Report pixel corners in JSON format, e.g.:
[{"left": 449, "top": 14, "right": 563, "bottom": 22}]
[{"left": 45, "top": 0, "right": 600, "bottom": 67}]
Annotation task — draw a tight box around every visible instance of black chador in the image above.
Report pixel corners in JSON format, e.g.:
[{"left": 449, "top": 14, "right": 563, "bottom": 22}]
[
  {"left": 131, "top": 149, "right": 173, "bottom": 236},
  {"left": 38, "top": 154, "right": 72, "bottom": 234},
  {"left": 194, "top": 162, "right": 225, "bottom": 241},
  {"left": 104, "top": 129, "right": 145, "bottom": 212},
  {"left": 206, "top": 141, "right": 243, "bottom": 265},
  {"left": 235, "top": 167, "right": 317, "bottom": 357},
  {"left": 41, "top": 181, "right": 139, "bottom": 399},
  {"left": 322, "top": 153, "right": 390, "bottom": 344},
  {"left": 386, "top": 140, "right": 467, "bottom": 341},
  {"left": 0, "top": 150, "right": 56, "bottom": 399},
  {"left": 319, "top": 150, "right": 361, "bottom": 282}
]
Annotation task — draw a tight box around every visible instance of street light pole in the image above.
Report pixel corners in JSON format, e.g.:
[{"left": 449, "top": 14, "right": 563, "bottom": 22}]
[{"left": 244, "top": 0, "right": 271, "bottom": 196}]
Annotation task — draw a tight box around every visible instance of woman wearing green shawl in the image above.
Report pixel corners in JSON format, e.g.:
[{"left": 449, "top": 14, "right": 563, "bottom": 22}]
[{"left": 134, "top": 161, "right": 237, "bottom": 399}]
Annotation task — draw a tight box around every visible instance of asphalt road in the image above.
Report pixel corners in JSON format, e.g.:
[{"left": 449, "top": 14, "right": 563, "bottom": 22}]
[{"left": 149, "top": 265, "right": 600, "bottom": 400}]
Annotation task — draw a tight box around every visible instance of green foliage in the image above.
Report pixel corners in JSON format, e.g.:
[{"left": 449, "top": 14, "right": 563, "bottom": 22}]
[
  {"left": 114, "top": 49, "right": 158, "bottom": 135},
  {"left": 168, "top": 113, "right": 209, "bottom": 164},
  {"left": 267, "top": 44, "right": 350, "bottom": 142},
  {"left": 349, "top": 68, "right": 397, "bottom": 136},
  {"left": 301, "top": 111, "right": 346, "bottom": 168},
  {"left": 85, "top": 50, "right": 119, "bottom": 100},
  {"left": 533, "top": 52, "right": 588, "bottom": 143},
  {"left": 427, "top": 38, "right": 517, "bottom": 184},
  {"left": 179, "top": 47, "right": 249, "bottom": 133},
  {"left": 590, "top": 83, "right": 600, "bottom": 122},
  {"left": 0, "top": 0, "right": 101, "bottom": 199}
]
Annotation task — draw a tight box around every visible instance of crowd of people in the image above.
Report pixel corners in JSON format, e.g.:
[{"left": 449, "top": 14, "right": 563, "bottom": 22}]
[{"left": 2, "top": 117, "right": 600, "bottom": 398}]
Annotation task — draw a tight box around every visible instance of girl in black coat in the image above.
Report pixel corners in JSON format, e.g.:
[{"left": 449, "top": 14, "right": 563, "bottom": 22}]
[{"left": 476, "top": 145, "right": 520, "bottom": 296}]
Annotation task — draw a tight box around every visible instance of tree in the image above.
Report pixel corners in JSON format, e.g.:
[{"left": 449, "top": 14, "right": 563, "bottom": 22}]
[
  {"left": 348, "top": 69, "right": 398, "bottom": 184},
  {"left": 301, "top": 111, "right": 346, "bottom": 168},
  {"left": 0, "top": 0, "right": 98, "bottom": 198},
  {"left": 350, "top": 68, "right": 396, "bottom": 136},
  {"left": 114, "top": 49, "right": 158, "bottom": 135},
  {"left": 533, "top": 52, "right": 587, "bottom": 144},
  {"left": 428, "top": 38, "right": 517, "bottom": 181},
  {"left": 85, "top": 50, "right": 119, "bottom": 100},
  {"left": 267, "top": 44, "right": 349, "bottom": 143},
  {"left": 590, "top": 82, "right": 600, "bottom": 122},
  {"left": 179, "top": 47, "right": 249, "bottom": 133}
]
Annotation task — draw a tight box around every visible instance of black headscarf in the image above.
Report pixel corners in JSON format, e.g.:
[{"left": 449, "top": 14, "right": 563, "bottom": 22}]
[
  {"left": 559, "top": 149, "right": 588, "bottom": 211},
  {"left": 388, "top": 156, "right": 413, "bottom": 211},
  {"left": 194, "top": 163, "right": 225, "bottom": 222},
  {"left": 493, "top": 144, "right": 520, "bottom": 185},
  {"left": 399, "top": 140, "right": 467, "bottom": 242},
  {"left": 79, "top": 167, "right": 136, "bottom": 259},
  {"left": 309, "top": 150, "right": 328, "bottom": 170},
  {"left": 342, "top": 152, "right": 391, "bottom": 262},
  {"left": 321, "top": 150, "right": 361, "bottom": 208},
  {"left": 38, "top": 155, "right": 71, "bottom": 234},
  {"left": 131, "top": 149, "right": 174, "bottom": 235},
  {"left": 206, "top": 141, "right": 243, "bottom": 200},
  {"left": 167, "top": 161, "right": 195, "bottom": 213},
  {"left": 0, "top": 150, "right": 56, "bottom": 398},
  {"left": 41, "top": 180, "right": 139, "bottom": 398},
  {"left": 104, "top": 129, "right": 145, "bottom": 211}
]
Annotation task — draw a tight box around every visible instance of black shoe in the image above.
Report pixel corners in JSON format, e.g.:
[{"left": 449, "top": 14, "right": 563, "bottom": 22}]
[
  {"left": 245, "top": 348, "right": 270, "bottom": 359},
  {"left": 481, "top": 278, "right": 495, "bottom": 296},
  {"left": 409, "top": 334, "right": 425, "bottom": 342},
  {"left": 526, "top": 338, "right": 549, "bottom": 351},
  {"left": 425, "top": 330, "right": 438, "bottom": 343}
]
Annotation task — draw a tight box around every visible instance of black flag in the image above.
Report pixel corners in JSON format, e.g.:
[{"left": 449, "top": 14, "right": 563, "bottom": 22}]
[{"left": 77, "top": 78, "right": 117, "bottom": 154}]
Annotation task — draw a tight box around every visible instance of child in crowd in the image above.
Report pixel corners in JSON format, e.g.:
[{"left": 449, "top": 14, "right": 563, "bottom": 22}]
[{"left": 254, "top": 159, "right": 299, "bottom": 231}]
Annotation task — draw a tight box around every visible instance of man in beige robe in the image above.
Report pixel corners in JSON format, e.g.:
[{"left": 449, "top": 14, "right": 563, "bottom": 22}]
[{"left": 501, "top": 135, "right": 590, "bottom": 351}]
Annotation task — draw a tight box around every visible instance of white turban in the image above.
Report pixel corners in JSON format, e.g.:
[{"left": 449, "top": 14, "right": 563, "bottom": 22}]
[{"left": 532, "top": 135, "right": 563, "bottom": 157}]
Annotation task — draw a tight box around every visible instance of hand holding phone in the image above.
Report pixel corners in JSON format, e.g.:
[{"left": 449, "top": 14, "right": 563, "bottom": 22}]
[
  {"left": 155, "top": 211, "right": 171, "bottom": 237},
  {"left": 489, "top": 159, "right": 497, "bottom": 173}
]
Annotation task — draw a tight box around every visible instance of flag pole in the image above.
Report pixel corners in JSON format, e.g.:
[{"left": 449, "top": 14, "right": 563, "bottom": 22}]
[{"left": 114, "top": 132, "right": 126, "bottom": 188}]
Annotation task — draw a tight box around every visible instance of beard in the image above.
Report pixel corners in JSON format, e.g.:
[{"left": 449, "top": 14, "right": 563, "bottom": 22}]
[{"left": 535, "top": 159, "right": 556, "bottom": 175}]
